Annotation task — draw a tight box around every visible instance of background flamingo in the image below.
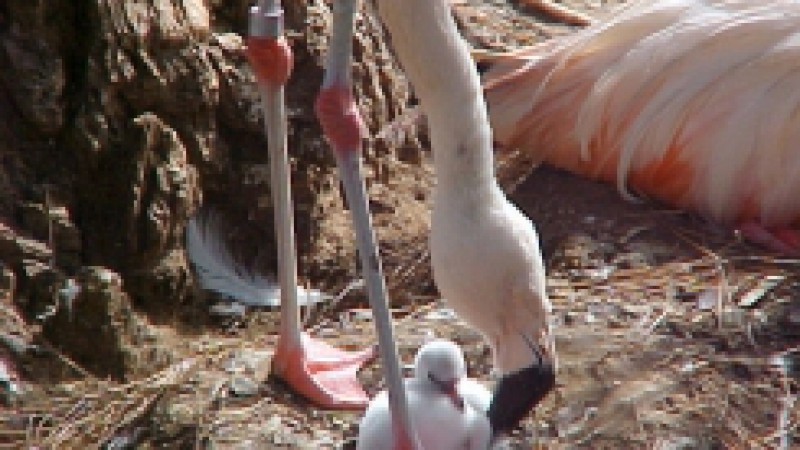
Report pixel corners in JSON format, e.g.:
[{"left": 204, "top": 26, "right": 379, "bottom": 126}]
[{"left": 484, "top": 0, "right": 800, "bottom": 255}]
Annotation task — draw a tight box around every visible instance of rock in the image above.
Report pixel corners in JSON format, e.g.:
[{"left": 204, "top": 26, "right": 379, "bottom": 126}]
[
  {"left": 209, "top": 301, "right": 247, "bottom": 319},
  {"left": 42, "top": 266, "right": 173, "bottom": 380},
  {"left": 229, "top": 375, "right": 259, "bottom": 397},
  {"left": 154, "top": 402, "right": 199, "bottom": 440},
  {"left": 753, "top": 300, "right": 800, "bottom": 341},
  {"left": 0, "top": 264, "right": 14, "bottom": 301},
  {"left": 654, "top": 435, "right": 721, "bottom": 450},
  {"left": 103, "top": 427, "right": 147, "bottom": 450},
  {"left": 129, "top": 247, "right": 201, "bottom": 322},
  {"left": 717, "top": 307, "right": 747, "bottom": 329},
  {"left": 0, "top": 17, "right": 65, "bottom": 134},
  {"left": 18, "top": 265, "right": 63, "bottom": 320},
  {"left": 1, "top": 0, "right": 433, "bottom": 322},
  {"left": 18, "top": 201, "right": 82, "bottom": 271}
]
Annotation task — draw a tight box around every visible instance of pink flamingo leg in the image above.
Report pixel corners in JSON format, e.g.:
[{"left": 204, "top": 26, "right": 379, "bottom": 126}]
[
  {"left": 246, "top": 1, "right": 374, "bottom": 410},
  {"left": 316, "top": 84, "right": 421, "bottom": 445},
  {"left": 738, "top": 222, "right": 800, "bottom": 256},
  {"left": 316, "top": 0, "right": 421, "bottom": 445}
]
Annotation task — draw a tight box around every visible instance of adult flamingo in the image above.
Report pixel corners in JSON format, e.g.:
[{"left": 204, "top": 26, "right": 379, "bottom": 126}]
[
  {"left": 374, "top": 0, "right": 557, "bottom": 437},
  {"left": 239, "top": 0, "right": 381, "bottom": 412},
  {"left": 193, "top": 0, "right": 421, "bottom": 445},
  {"left": 484, "top": 0, "right": 800, "bottom": 255},
  {"left": 316, "top": 0, "right": 421, "bottom": 447},
  {"left": 238, "top": 0, "right": 557, "bottom": 442}
]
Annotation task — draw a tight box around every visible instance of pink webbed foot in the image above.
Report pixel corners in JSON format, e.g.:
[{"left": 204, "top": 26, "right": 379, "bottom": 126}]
[
  {"left": 737, "top": 222, "right": 800, "bottom": 256},
  {"left": 271, "top": 333, "right": 376, "bottom": 410}
]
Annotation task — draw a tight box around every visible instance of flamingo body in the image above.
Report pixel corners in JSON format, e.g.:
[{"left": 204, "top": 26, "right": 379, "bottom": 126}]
[
  {"left": 486, "top": 0, "right": 800, "bottom": 238},
  {"left": 377, "top": 0, "right": 556, "bottom": 434}
]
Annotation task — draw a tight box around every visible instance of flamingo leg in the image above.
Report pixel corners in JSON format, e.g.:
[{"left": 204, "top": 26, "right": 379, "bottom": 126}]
[
  {"left": 246, "top": 0, "right": 374, "bottom": 410},
  {"left": 738, "top": 222, "right": 800, "bottom": 256},
  {"left": 518, "top": 0, "right": 594, "bottom": 26},
  {"left": 316, "top": 0, "right": 421, "bottom": 447}
]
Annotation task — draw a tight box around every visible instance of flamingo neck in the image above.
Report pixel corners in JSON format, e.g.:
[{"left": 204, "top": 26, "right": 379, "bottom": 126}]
[{"left": 377, "top": 0, "right": 498, "bottom": 201}]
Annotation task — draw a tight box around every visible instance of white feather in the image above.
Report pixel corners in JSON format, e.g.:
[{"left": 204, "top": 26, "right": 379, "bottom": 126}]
[{"left": 185, "top": 214, "right": 330, "bottom": 307}]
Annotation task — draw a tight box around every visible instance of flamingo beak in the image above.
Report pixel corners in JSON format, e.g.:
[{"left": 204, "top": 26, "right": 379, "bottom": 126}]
[{"left": 487, "top": 339, "right": 556, "bottom": 436}]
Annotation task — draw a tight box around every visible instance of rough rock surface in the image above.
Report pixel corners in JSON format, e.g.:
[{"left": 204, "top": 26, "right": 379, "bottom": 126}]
[
  {"left": 0, "top": 0, "right": 430, "bottom": 380},
  {"left": 41, "top": 266, "right": 173, "bottom": 380}
]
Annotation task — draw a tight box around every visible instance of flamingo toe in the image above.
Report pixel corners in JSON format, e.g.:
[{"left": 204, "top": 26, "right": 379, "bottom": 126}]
[{"left": 271, "top": 333, "right": 375, "bottom": 410}]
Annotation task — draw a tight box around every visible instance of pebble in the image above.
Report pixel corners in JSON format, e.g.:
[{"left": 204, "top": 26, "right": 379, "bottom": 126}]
[
  {"left": 210, "top": 302, "right": 247, "bottom": 318},
  {"left": 424, "top": 307, "right": 457, "bottom": 320},
  {"left": 229, "top": 376, "right": 259, "bottom": 397}
]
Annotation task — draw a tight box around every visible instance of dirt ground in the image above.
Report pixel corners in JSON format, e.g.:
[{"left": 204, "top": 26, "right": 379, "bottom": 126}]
[{"left": 2, "top": 0, "right": 798, "bottom": 448}]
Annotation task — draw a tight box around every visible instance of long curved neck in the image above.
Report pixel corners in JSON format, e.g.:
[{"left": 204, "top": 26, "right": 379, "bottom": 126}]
[{"left": 377, "top": 0, "right": 497, "bottom": 195}]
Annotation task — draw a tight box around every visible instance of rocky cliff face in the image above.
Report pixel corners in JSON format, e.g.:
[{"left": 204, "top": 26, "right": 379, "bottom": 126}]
[{"left": 0, "top": 0, "right": 431, "bottom": 379}]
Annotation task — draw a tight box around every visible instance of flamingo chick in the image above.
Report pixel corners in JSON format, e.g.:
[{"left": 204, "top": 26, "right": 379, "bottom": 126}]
[
  {"left": 485, "top": 0, "right": 800, "bottom": 255},
  {"left": 357, "top": 340, "right": 492, "bottom": 450},
  {"left": 376, "top": 0, "right": 556, "bottom": 435}
]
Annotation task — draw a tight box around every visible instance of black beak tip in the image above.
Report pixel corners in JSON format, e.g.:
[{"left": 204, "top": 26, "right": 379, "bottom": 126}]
[{"left": 487, "top": 357, "right": 556, "bottom": 436}]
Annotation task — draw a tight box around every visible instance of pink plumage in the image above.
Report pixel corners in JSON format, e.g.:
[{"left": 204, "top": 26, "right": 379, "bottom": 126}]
[{"left": 485, "top": 0, "right": 800, "bottom": 251}]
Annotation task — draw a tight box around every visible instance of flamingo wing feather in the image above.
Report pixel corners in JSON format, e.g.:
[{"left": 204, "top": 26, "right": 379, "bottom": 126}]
[{"left": 485, "top": 0, "right": 800, "bottom": 228}]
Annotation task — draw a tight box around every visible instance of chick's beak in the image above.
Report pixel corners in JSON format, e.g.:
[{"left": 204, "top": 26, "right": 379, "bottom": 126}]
[
  {"left": 444, "top": 381, "right": 464, "bottom": 412},
  {"left": 430, "top": 374, "right": 464, "bottom": 412}
]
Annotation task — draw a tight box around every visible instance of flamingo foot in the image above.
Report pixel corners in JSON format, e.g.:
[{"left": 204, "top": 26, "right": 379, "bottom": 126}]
[
  {"left": 271, "top": 332, "right": 376, "bottom": 409},
  {"left": 737, "top": 222, "right": 800, "bottom": 256}
]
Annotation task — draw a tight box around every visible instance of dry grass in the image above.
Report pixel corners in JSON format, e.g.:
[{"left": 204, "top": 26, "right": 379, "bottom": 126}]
[{"left": 2, "top": 242, "right": 796, "bottom": 448}]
